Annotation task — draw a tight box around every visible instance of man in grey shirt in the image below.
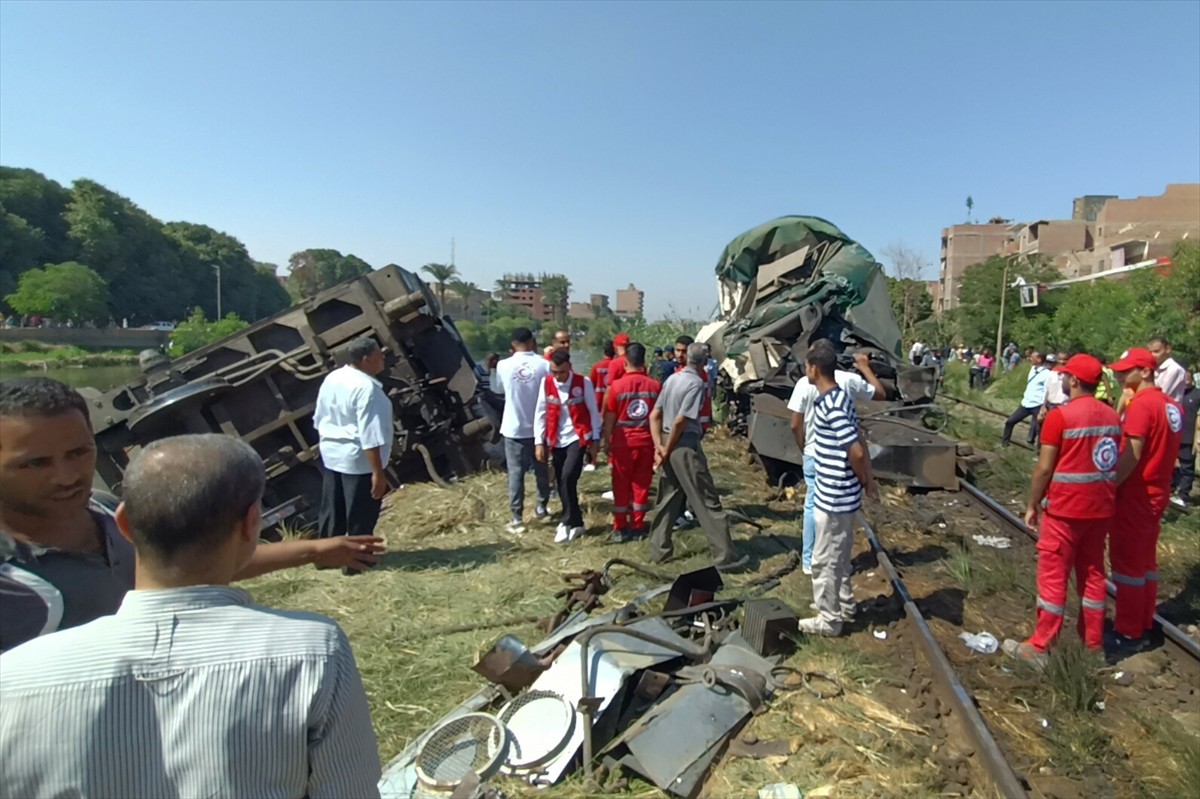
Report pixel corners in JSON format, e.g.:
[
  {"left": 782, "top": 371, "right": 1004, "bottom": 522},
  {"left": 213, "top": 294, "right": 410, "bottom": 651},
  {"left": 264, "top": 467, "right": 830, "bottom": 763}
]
[
  {"left": 0, "top": 434, "right": 381, "bottom": 798},
  {"left": 646, "top": 343, "right": 739, "bottom": 568}
]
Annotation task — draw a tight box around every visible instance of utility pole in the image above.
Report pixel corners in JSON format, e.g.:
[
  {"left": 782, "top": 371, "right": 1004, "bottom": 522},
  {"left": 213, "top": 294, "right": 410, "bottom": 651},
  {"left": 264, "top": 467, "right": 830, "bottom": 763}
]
[
  {"left": 212, "top": 264, "right": 222, "bottom": 319},
  {"left": 995, "top": 260, "right": 1009, "bottom": 358}
]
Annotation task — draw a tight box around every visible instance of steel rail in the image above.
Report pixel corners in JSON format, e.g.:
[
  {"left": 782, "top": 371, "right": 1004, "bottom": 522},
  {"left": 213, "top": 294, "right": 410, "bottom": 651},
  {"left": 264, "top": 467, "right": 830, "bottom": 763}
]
[
  {"left": 959, "top": 481, "right": 1200, "bottom": 662},
  {"left": 858, "top": 513, "right": 1028, "bottom": 798},
  {"left": 939, "top": 392, "right": 1035, "bottom": 451}
]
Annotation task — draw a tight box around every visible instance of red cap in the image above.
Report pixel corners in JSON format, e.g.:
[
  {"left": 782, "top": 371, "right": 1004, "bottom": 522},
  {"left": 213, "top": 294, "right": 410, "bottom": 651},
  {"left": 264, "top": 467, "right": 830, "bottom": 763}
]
[
  {"left": 1108, "top": 347, "right": 1156, "bottom": 372},
  {"left": 1054, "top": 353, "right": 1102, "bottom": 384},
  {"left": 613, "top": 333, "right": 630, "bottom": 346}
]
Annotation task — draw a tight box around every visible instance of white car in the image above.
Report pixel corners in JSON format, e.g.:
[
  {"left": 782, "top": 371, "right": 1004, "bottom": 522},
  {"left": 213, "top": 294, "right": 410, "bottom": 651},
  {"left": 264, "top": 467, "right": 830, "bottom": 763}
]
[{"left": 144, "top": 321, "right": 176, "bottom": 331}]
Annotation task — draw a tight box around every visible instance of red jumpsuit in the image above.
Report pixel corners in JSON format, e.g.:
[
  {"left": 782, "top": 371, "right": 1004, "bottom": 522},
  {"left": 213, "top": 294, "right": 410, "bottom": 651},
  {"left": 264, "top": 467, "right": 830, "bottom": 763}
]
[
  {"left": 1029, "top": 396, "right": 1120, "bottom": 652},
  {"left": 590, "top": 357, "right": 612, "bottom": 411},
  {"left": 1110, "top": 387, "right": 1185, "bottom": 638},
  {"left": 605, "top": 371, "right": 659, "bottom": 532}
]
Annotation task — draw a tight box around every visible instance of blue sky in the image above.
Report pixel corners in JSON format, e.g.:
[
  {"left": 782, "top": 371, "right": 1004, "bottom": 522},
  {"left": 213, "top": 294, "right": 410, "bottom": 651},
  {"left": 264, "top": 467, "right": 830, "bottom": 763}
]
[{"left": 2, "top": 1, "right": 1198, "bottom": 319}]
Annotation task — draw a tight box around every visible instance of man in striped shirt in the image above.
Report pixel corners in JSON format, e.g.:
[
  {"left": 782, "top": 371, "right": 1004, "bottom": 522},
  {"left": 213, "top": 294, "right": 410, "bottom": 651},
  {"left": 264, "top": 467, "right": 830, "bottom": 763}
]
[
  {"left": 797, "top": 341, "right": 879, "bottom": 637},
  {"left": 0, "top": 434, "right": 381, "bottom": 798}
]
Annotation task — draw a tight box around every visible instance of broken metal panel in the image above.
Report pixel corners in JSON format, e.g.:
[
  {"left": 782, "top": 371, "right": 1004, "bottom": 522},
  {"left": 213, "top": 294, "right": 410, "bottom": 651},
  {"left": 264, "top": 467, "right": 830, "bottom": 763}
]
[{"left": 84, "top": 265, "right": 492, "bottom": 535}]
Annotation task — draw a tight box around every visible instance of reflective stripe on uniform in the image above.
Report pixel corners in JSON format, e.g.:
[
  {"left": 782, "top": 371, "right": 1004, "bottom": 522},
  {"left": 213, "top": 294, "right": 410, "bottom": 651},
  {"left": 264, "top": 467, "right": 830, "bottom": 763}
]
[
  {"left": 616, "top": 420, "right": 650, "bottom": 428},
  {"left": 1111, "top": 571, "right": 1145, "bottom": 586},
  {"left": 1037, "top": 596, "right": 1065, "bottom": 615},
  {"left": 1051, "top": 472, "right": 1116, "bottom": 483},
  {"left": 1061, "top": 426, "right": 1120, "bottom": 439},
  {"left": 0, "top": 562, "right": 64, "bottom": 637},
  {"left": 632, "top": 503, "right": 651, "bottom": 511},
  {"left": 612, "top": 506, "right": 629, "bottom": 513},
  {"left": 616, "top": 391, "right": 658, "bottom": 401},
  {"left": 1145, "top": 571, "right": 1159, "bottom": 582},
  {"left": 1081, "top": 597, "right": 1107, "bottom": 611}
]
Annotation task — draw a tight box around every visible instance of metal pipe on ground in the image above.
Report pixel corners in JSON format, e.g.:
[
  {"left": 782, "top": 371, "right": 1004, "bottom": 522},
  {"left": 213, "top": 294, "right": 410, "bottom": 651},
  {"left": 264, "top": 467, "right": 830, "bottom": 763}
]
[{"left": 858, "top": 512, "right": 1029, "bottom": 799}]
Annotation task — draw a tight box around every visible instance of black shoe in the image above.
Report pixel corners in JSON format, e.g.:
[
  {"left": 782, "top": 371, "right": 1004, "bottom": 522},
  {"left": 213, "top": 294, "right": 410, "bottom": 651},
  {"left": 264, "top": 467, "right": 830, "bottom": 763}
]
[{"left": 1103, "top": 630, "right": 1147, "bottom": 663}]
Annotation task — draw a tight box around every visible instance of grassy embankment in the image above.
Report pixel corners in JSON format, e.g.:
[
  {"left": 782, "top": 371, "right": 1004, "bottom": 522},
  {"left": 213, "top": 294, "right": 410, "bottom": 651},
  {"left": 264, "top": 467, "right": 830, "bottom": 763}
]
[{"left": 0, "top": 341, "right": 139, "bottom": 371}]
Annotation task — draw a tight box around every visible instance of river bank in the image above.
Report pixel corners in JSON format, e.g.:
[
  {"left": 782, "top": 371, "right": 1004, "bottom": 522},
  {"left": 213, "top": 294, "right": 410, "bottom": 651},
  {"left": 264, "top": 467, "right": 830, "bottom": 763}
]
[{"left": 0, "top": 338, "right": 141, "bottom": 369}]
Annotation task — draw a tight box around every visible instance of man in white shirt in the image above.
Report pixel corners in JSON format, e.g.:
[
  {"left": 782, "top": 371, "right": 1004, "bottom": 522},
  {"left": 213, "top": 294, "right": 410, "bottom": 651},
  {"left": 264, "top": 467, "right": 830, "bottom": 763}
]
[
  {"left": 1002, "top": 351, "right": 1050, "bottom": 447},
  {"left": 1148, "top": 336, "right": 1187, "bottom": 403},
  {"left": 909, "top": 340, "right": 926, "bottom": 366},
  {"left": 493, "top": 327, "right": 552, "bottom": 533},
  {"left": 0, "top": 434, "right": 381, "bottom": 799},
  {"left": 313, "top": 337, "right": 393, "bottom": 539},
  {"left": 788, "top": 351, "right": 885, "bottom": 575},
  {"left": 534, "top": 349, "right": 601, "bottom": 543},
  {"left": 1040, "top": 350, "right": 1070, "bottom": 421}
]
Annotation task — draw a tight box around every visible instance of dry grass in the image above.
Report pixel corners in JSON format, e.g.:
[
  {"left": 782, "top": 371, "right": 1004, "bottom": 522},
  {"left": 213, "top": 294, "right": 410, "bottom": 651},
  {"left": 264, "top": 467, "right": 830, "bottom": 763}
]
[{"left": 244, "top": 430, "right": 963, "bottom": 797}]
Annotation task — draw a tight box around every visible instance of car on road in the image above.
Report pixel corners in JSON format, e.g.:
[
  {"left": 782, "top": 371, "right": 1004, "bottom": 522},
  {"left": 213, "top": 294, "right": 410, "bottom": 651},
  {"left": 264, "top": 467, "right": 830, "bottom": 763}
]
[{"left": 143, "top": 321, "right": 176, "bottom": 331}]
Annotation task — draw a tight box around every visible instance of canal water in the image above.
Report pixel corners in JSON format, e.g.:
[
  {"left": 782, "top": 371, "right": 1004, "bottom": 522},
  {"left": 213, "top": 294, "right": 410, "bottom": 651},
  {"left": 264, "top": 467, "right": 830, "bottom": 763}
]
[{"left": 0, "top": 364, "right": 143, "bottom": 390}]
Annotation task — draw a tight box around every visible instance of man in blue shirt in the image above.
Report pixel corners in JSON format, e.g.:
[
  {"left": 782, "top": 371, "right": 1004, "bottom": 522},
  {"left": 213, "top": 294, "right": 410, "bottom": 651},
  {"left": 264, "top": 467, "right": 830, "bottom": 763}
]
[{"left": 1001, "top": 350, "right": 1050, "bottom": 447}]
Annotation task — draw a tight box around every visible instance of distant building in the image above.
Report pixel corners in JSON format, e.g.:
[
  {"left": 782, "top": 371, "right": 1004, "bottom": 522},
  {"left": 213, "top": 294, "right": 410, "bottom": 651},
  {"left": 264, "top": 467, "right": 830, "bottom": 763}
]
[
  {"left": 614, "top": 284, "right": 644, "bottom": 319},
  {"left": 498, "top": 273, "right": 567, "bottom": 322},
  {"left": 1090, "top": 184, "right": 1199, "bottom": 275},
  {"left": 1072, "top": 195, "right": 1117, "bottom": 223},
  {"left": 937, "top": 224, "right": 1013, "bottom": 313},
  {"left": 568, "top": 293, "right": 611, "bottom": 320}
]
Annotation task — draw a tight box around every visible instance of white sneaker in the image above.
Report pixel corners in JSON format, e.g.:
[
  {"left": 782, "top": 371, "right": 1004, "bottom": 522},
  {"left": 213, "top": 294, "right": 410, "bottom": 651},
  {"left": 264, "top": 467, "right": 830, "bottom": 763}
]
[
  {"left": 554, "top": 524, "right": 570, "bottom": 544},
  {"left": 797, "top": 616, "right": 842, "bottom": 636},
  {"left": 535, "top": 502, "right": 549, "bottom": 519},
  {"left": 601, "top": 490, "right": 615, "bottom": 500},
  {"left": 506, "top": 519, "right": 526, "bottom": 535},
  {"left": 802, "top": 565, "right": 813, "bottom": 576},
  {"left": 568, "top": 526, "right": 584, "bottom": 541},
  {"left": 583, "top": 464, "right": 596, "bottom": 473},
  {"left": 1170, "top": 494, "right": 1187, "bottom": 509}
]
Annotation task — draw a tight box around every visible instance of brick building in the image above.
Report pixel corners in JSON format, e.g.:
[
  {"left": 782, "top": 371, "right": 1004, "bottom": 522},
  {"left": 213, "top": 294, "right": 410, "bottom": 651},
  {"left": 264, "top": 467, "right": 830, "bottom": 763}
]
[
  {"left": 1090, "top": 184, "right": 1200, "bottom": 275},
  {"left": 568, "top": 294, "right": 611, "bottom": 320},
  {"left": 937, "top": 224, "right": 1013, "bottom": 312},
  {"left": 614, "top": 284, "right": 644, "bottom": 319},
  {"left": 498, "top": 273, "right": 568, "bottom": 322}
]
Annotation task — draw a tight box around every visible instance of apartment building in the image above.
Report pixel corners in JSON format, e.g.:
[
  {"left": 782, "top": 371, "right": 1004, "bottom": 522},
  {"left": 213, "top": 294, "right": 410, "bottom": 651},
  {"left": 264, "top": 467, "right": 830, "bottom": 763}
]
[
  {"left": 568, "top": 294, "right": 610, "bottom": 320},
  {"left": 497, "top": 273, "right": 567, "bottom": 322},
  {"left": 936, "top": 223, "right": 1013, "bottom": 312},
  {"left": 614, "top": 284, "right": 644, "bottom": 319}
]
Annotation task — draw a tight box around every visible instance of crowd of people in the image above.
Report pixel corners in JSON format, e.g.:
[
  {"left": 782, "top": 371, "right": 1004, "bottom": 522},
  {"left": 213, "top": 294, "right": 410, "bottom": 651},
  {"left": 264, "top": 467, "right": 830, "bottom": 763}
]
[{"left": 0, "top": 323, "right": 1196, "bottom": 795}]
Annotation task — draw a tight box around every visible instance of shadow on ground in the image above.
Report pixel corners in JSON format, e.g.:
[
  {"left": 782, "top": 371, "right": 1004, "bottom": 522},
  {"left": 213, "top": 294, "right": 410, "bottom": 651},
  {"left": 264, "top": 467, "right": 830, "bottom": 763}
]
[{"left": 377, "top": 542, "right": 511, "bottom": 572}]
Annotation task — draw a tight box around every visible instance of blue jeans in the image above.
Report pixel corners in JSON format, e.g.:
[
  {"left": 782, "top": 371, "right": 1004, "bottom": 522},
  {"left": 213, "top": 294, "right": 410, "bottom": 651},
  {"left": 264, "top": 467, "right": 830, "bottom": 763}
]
[{"left": 802, "top": 455, "right": 817, "bottom": 569}]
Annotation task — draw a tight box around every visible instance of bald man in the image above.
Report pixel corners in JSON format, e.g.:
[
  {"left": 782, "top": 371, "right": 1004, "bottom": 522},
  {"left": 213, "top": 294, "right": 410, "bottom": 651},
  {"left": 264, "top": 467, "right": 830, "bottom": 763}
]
[{"left": 0, "top": 434, "right": 381, "bottom": 797}]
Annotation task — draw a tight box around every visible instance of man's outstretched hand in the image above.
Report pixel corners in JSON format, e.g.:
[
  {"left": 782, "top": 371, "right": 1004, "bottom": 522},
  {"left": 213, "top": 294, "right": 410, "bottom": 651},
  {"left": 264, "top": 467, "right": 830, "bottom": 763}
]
[{"left": 312, "top": 535, "right": 386, "bottom": 572}]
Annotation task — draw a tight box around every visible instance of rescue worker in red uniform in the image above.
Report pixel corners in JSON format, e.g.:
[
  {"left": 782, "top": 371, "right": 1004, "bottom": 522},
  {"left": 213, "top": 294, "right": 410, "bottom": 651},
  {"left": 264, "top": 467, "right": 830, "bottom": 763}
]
[
  {"left": 607, "top": 333, "right": 631, "bottom": 384},
  {"left": 602, "top": 343, "right": 659, "bottom": 543},
  {"left": 590, "top": 340, "right": 615, "bottom": 414},
  {"left": 1107, "top": 347, "right": 1185, "bottom": 656},
  {"left": 1004, "top": 355, "right": 1120, "bottom": 667},
  {"left": 534, "top": 348, "right": 601, "bottom": 544}
]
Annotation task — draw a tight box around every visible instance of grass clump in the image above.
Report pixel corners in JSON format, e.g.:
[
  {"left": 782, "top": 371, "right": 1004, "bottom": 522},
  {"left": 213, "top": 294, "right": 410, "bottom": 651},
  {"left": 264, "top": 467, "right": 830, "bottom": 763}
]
[{"left": 1043, "top": 636, "right": 1103, "bottom": 713}]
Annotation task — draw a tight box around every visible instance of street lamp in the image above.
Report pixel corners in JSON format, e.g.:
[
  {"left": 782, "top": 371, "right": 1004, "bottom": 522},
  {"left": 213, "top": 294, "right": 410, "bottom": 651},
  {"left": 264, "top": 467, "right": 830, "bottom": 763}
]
[{"left": 212, "top": 265, "right": 222, "bottom": 319}]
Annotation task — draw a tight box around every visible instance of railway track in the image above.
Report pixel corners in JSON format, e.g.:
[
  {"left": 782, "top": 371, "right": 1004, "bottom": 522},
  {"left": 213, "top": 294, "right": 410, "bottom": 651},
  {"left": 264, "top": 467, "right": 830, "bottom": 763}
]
[{"left": 939, "top": 391, "right": 1035, "bottom": 451}]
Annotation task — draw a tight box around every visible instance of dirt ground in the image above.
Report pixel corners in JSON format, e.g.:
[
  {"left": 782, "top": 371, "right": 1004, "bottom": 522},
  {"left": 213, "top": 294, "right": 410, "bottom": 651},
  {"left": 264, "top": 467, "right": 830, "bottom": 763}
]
[{"left": 246, "top": 417, "right": 1200, "bottom": 799}]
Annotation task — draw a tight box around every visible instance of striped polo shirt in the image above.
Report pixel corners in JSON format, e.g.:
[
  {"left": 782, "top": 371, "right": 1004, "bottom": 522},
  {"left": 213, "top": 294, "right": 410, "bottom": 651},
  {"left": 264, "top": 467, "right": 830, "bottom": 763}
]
[{"left": 812, "top": 386, "right": 864, "bottom": 514}]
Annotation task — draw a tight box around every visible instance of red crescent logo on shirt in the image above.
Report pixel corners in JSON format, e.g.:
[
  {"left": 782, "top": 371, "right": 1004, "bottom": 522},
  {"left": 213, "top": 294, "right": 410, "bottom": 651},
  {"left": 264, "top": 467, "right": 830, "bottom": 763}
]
[
  {"left": 628, "top": 399, "right": 649, "bottom": 419},
  {"left": 571, "top": 386, "right": 583, "bottom": 398},
  {"left": 1166, "top": 404, "right": 1183, "bottom": 433},
  {"left": 514, "top": 364, "right": 534, "bottom": 382}
]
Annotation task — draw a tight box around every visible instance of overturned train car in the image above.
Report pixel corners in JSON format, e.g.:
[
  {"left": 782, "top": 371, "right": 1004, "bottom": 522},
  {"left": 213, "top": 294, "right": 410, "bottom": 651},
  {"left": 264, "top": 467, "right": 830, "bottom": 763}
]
[
  {"left": 84, "top": 265, "right": 493, "bottom": 533},
  {"left": 699, "top": 215, "right": 956, "bottom": 489}
]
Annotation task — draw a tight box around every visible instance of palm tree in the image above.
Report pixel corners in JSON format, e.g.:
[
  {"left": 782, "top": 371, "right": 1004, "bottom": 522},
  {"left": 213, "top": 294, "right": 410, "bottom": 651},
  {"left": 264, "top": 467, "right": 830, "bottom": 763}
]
[
  {"left": 420, "top": 263, "right": 458, "bottom": 311},
  {"left": 449, "top": 279, "right": 480, "bottom": 317},
  {"left": 540, "top": 274, "right": 571, "bottom": 325},
  {"left": 493, "top": 278, "right": 509, "bottom": 301}
]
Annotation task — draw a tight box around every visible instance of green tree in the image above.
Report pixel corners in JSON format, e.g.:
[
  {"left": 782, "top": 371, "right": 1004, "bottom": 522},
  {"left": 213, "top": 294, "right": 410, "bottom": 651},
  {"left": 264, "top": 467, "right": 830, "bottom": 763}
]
[
  {"left": 447, "top": 279, "right": 479, "bottom": 317},
  {"left": 953, "top": 255, "right": 1060, "bottom": 351},
  {"left": 168, "top": 307, "right": 251, "bottom": 356},
  {"left": 886, "top": 277, "right": 934, "bottom": 343},
  {"left": 540, "top": 273, "right": 570, "bottom": 325},
  {"left": 420, "top": 263, "right": 458, "bottom": 311},
  {"left": 164, "top": 223, "right": 290, "bottom": 322},
  {"left": 5, "top": 262, "right": 110, "bottom": 322},
  {"left": 287, "top": 249, "right": 373, "bottom": 300}
]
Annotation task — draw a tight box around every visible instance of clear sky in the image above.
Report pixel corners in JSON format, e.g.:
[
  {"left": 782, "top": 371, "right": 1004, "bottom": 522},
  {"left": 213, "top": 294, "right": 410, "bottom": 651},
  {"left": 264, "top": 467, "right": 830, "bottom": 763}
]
[{"left": 2, "top": 1, "right": 1198, "bottom": 319}]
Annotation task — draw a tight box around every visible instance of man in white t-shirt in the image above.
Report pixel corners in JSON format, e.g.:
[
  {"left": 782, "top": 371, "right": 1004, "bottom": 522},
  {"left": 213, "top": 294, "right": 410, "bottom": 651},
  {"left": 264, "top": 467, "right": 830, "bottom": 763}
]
[
  {"left": 909, "top": 341, "right": 926, "bottom": 366},
  {"left": 1148, "top": 336, "right": 1187, "bottom": 403},
  {"left": 788, "top": 351, "right": 885, "bottom": 574},
  {"left": 493, "top": 327, "right": 552, "bottom": 533}
]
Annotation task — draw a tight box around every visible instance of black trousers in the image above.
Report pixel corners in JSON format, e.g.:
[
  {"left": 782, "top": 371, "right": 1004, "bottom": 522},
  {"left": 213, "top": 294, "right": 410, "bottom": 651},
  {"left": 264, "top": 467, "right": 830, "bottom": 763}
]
[
  {"left": 551, "top": 441, "right": 586, "bottom": 528},
  {"left": 1174, "top": 442, "right": 1196, "bottom": 500},
  {"left": 319, "top": 468, "right": 382, "bottom": 538},
  {"left": 1002, "top": 405, "right": 1041, "bottom": 446}
]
